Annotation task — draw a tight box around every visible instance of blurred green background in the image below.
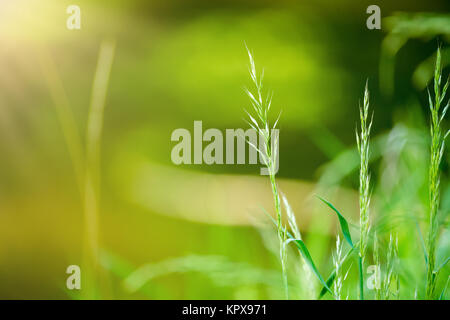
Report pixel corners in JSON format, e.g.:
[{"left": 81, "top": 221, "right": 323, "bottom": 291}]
[{"left": 0, "top": 0, "right": 449, "bottom": 299}]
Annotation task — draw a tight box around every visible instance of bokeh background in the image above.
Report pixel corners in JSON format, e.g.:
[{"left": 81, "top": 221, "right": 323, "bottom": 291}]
[{"left": 0, "top": 0, "right": 449, "bottom": 299}]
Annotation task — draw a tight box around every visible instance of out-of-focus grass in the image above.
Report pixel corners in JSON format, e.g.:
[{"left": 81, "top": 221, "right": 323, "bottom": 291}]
[
  {"left": 0, "top": 0, "right": 448, "bottom": 299},
  {"left": 380, "top": 13, "right": 450, "bottom": 96}
]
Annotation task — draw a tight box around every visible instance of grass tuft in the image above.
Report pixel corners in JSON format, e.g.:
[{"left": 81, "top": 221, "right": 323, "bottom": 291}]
[{"left": 425, "top": 47, "right": 449, "bottom": 299}]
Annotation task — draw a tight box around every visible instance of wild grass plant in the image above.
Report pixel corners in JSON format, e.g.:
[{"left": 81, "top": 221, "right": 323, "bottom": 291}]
[
  {"left": 41, "top": 41, "right": 447, "bottom": 300},
  {"left": 356, "top": 81, "right": 373, "bottom": 300},
  {"left": 243, "top": 46, "right": 288, "bottom": 298},
  {"left": 243, "top": 47, "right": 370, "bottom": 300},
  {"left": 425, "top": 47, "right": 449, "bottom": 299},
  {"left": 245, "top": 47, "right": 339, "bottom": 300},
  {"left": 244, "top": 46, "right": 448, "bottom": 300},
  {"left": 316, "top": 83, "right": 373, "bottom": 300},
  {"left": 104, "top": 44, "right": 446, "bottom": 301}
]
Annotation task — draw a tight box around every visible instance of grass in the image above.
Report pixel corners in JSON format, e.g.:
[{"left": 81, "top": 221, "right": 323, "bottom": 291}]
[
  {"left": 83, "top": 39, "right": 116, "bottom": 299},
  {"left": 315, "top": 82, "right": 374, "bottom": 300},
  {"left": 332, "top": 235, "right": 347, "bottom": 300},
  {"left": 40, "top": 40, "right": 116, "bottom": 299},
  {"left": 244, "top": 45, "right": 448, "bottom": 300},
  {"left": 39, "top": 39, "right": 447, "bottom": 300},
  {"left": 356, "top": 81, "right": 373, "bottom": 300},
  {"left": 425, "top": 47, "right": 449, "bottom": 299},
  {"left": 244, "top": 46, "right": 344, "bottom": 300},
  {"left": 244, "top": 46, "right": 336, "bottom": 300},
  {"left": 243, "top": 46, "right": 288, "bottom": 299},
  {"left": 243, "top": 47, "right": 370, "bottom": 300}
]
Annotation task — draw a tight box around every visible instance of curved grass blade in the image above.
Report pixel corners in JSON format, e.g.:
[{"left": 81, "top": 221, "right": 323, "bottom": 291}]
[
  {"left": 286, "top": 238, "right": 333, "bottom": 295},
  {"left": 318, "top": 271, "right": 336, "bottom": 299},
  {"left": 262, "top": 205, "right": 333, "bottom": 296},
  {"left": 317, "top": 195, "right": 354, "bottom": 248}
]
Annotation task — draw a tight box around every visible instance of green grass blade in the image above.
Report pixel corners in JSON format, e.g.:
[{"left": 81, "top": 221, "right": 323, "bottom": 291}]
[
  {"left": 317, "top": 195, "right": 354, "bottom": 248},
  {"left": 318, "top": 271, "right": 336, "bottom": 299},
  {"left": 264, "top": 205, "right": 346, "bottom": 298},
  {"left": 287, "top": 239, "right": 333, "bottom": 295}
]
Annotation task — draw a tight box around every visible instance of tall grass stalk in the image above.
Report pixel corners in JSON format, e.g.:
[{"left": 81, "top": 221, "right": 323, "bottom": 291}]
[
  {"left": 243, "top": 46, "right": 287, "bottom": 299},
  {"left": 83, "top": 40, "right": 116, "bottom": 298},
  {"left": 356, "top": 81, "right": 373, "bottom": 300},
  {"left": 425, "top": 47, "right": 449, "bottom": 299},
  {"left": 39, "top": 41, "right": 115, "bottom": 298}
]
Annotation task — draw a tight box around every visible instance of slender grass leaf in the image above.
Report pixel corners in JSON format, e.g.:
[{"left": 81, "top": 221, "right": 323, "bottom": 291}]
[
  {"left": 317, "top": 195, "right": 354, "bottom": 248},
  {"left": 286, "top": 238, "right": 333, "bottom": 295},
  {"left": 318, "top": 271, "right": 336, "bottom": 299}
]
